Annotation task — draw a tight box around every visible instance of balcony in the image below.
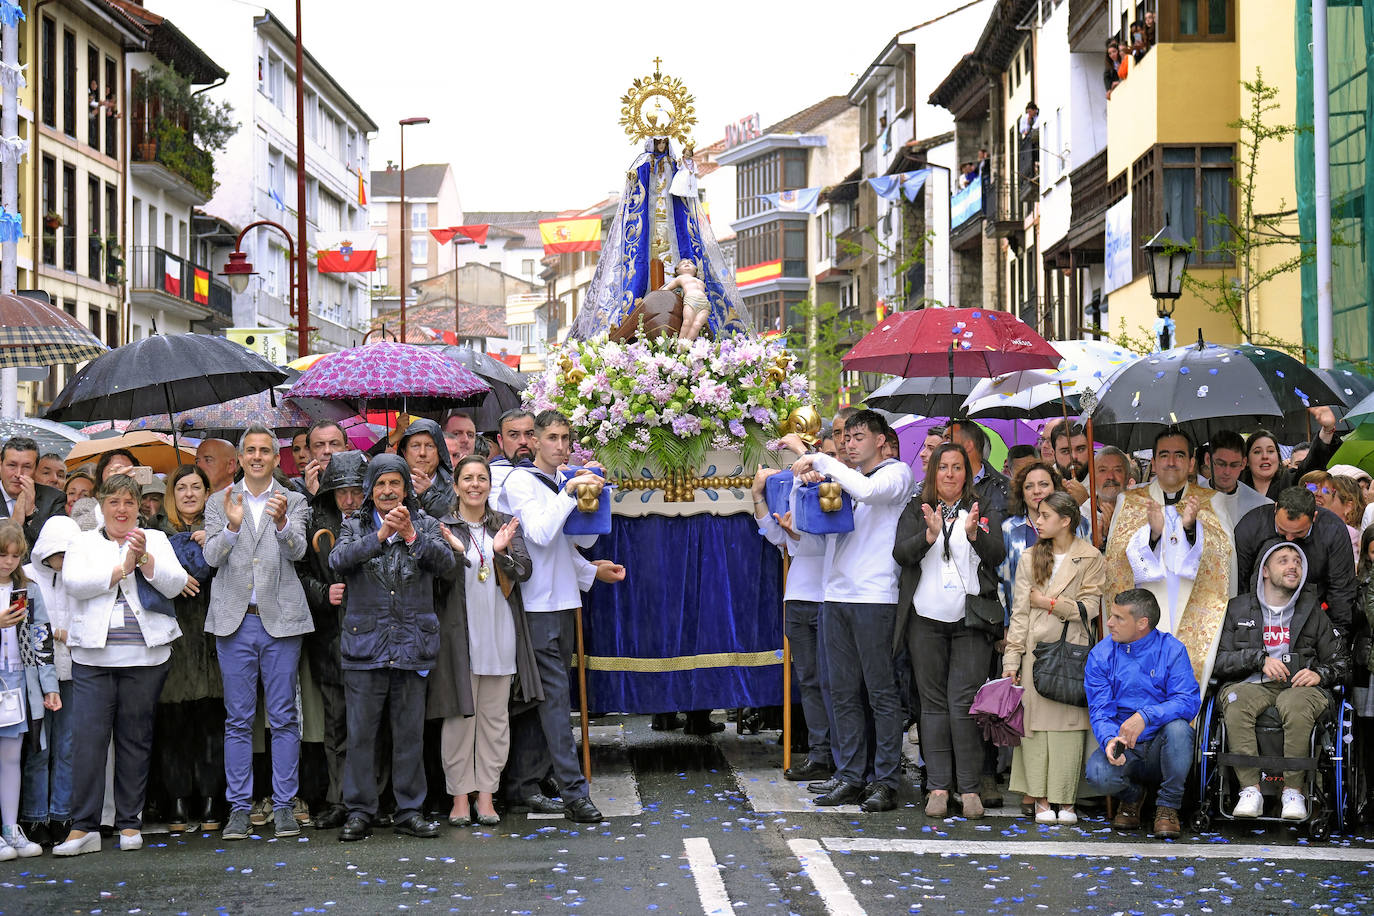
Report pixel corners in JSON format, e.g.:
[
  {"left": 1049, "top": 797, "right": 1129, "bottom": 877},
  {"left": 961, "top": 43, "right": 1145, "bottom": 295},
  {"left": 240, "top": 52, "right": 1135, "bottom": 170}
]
[
  {"left": 1017, "top": 129, "right": 1040, "bottom": 203},
  {"left": 130, "top": 114, "right": 214, "bottom": 205},
  {"left": 983, "top": 178, "right": 1024, "bottom": 240},
  {"left": 129, "top": 246, "right": 232, "bottom": 324}
]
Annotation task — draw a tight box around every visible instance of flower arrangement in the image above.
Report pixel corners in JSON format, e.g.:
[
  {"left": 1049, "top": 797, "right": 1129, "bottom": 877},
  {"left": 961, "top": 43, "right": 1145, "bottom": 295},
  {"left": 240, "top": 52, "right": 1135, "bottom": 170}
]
[{"left": 523, "top": 334, "right": 810, "bottom": 477}]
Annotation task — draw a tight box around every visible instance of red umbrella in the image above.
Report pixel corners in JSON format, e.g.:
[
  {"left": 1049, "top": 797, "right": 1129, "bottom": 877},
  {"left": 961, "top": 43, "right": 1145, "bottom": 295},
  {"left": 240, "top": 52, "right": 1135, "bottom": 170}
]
[{"left": 842, "top": 308, "right": 1060, "bottom": 379}]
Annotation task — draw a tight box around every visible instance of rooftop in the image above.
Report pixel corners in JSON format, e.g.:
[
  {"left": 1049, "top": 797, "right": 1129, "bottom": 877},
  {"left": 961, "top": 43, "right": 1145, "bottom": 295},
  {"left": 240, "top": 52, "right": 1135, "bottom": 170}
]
[
  {"left": 369, "top": 303, "right": 507, "bottom": 342},
  {"left": 370, "top": 164, "right": 449, "bottom": 200}
]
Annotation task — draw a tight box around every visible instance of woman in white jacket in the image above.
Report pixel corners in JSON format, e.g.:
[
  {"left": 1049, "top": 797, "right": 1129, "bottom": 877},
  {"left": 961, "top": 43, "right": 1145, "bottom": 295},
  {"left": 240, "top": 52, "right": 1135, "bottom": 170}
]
[{"left": 52, "top": 476, "right": 187, "bottom": 857}]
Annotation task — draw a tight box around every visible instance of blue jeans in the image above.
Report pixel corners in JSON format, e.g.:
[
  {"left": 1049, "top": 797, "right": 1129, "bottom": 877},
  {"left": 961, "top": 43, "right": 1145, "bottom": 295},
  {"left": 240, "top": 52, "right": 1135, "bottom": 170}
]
[
  {"left": 216, "top": 613, "right": 302, "bottom": 812},
  {"left": 1084, "top": 718, "right": 1195, "bottom": 809},
  {"left": 20, "top": 679, "right": 73, "bottom": 822}
]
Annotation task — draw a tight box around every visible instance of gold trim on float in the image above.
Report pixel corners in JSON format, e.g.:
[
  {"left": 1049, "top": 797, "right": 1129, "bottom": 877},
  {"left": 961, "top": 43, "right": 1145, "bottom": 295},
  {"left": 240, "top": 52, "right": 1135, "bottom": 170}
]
[{"left": 572, "top": 650, "right": 783, "bottom": 672}]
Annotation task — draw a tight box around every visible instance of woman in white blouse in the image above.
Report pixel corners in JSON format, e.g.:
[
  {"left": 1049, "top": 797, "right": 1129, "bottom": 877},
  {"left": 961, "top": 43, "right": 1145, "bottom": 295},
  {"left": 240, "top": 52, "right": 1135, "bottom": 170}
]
[{"left": 53, "top": 475, "right": 187, "bottom": 856}]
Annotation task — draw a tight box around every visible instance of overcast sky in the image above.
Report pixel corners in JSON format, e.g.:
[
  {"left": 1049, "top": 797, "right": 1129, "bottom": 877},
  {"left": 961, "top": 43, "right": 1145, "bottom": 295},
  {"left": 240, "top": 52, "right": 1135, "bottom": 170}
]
[{"left": 155, "top": 0, "right": 946, "bottom": 213}]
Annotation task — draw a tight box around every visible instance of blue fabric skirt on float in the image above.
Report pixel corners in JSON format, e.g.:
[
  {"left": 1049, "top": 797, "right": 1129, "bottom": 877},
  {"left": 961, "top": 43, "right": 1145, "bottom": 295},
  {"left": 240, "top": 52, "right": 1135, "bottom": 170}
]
[{"left": 580, "top": 513, "right": 785, "bottom": 714}]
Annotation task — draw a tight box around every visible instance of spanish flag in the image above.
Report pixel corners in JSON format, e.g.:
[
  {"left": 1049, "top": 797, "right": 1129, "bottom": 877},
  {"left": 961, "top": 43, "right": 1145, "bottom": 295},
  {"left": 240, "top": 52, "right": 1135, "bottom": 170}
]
[
  {"left": 193, "top": 268, "right": 210, "bottom": 305},
  {"left": 736, "top": 259, "right": 782, "bottom": 288},
  {"left": 357, "top": 169, "right": 367, "bottom": 206},
  {"left": 539, "top": 216, "right": 602, "bottom": 254}
]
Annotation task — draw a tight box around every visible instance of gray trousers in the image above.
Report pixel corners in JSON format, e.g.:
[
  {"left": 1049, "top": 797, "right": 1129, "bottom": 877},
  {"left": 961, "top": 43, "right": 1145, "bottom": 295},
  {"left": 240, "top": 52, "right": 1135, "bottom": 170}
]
[
  {"left": 786, "top": 600, "right": 832, "bottom": 767},
  {"left": 506, "top": 609, "right": 588, "bottom": 801},
  {"left": 825, "top": 601, "right": 903, "bottom": 789},
  {"left": 909, "top": 614, "right": 993, "bottom": 794}
]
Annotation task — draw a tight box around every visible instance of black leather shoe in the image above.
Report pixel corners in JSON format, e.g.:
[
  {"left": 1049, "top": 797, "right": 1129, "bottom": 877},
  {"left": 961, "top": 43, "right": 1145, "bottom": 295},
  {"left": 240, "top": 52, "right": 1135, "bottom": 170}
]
[
  {"left": 338, "top": 815, "right": 371, "bottom": 842},
  {"left": 19, "top": 820, "right": 48, "bottom": 847},
  {"left": 198, "top": 797, "right": 221, "bottom": 832},
  {"left": 519, "top": 793, "right": 566, "bottom": 814},
  {"left": 564, "top": 797, "right": 604, "bottom": 824},
  {"left": 393, "top": 814, "right": 439, "bottom": 838},
  {"left": 784, "top": 760, "right": 833, "bottom": 782},
  {"left": 860, "top": 784, "right": 898, "bottom": 812},
  {"left": 814, "top": 781, "right": 866, "bottom": 806},
  {"left": 651, "top": 713, "right": 684, "bottom": 731},
  {"left": 168, "top": 797, "right": 191, "bottom": 832},
  {"left": 807, "top": 776, "right": 842, "bottom": 795},
  {"left": 313, "top": 804, "right": 347, "bottom": 830}
]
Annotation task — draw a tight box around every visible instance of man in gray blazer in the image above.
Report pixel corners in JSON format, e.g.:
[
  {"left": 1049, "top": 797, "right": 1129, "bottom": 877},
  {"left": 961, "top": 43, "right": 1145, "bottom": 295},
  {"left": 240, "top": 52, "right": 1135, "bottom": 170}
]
[{"left": 203, "top": 423, "right": 313, "bottom": 841}]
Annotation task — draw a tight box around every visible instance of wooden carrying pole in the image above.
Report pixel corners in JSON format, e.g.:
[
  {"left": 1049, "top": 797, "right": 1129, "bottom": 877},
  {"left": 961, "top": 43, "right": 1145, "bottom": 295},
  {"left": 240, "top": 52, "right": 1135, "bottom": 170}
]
[
  {"left": 781, "top": 551, "right": 792, "bottom": 771},
  {"left": 575, "top": 606, "right": 592, "bottom": 780}
]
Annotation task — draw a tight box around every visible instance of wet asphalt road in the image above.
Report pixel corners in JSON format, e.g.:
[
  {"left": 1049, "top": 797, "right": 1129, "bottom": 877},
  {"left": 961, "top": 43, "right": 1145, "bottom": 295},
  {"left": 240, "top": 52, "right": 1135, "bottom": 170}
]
[{"left": 3, "top": 716, "right": 1372, "bottom": 915}]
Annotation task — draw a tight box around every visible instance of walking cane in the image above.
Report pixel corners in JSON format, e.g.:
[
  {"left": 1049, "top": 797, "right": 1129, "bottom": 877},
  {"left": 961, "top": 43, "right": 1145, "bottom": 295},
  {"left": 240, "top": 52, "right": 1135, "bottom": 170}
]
[
  {"left": 575, "top": 605, "right": 592, "bottom": 781},
  {"left": 781, "top": 551, "right": 792, "bottom": 771}
]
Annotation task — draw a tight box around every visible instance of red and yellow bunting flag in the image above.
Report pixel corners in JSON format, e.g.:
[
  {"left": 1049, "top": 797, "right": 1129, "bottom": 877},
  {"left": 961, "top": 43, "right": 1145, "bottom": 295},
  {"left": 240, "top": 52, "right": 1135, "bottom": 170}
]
[{"left": 736, "top": 259, "right": 781, "bottom": 288}]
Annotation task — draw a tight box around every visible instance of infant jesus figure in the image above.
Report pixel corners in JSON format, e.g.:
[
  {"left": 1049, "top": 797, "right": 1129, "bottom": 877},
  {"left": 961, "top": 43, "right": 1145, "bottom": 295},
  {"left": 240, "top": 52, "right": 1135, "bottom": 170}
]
[{"left": 662, "top": 258, "right": 711, "bottom": 341}]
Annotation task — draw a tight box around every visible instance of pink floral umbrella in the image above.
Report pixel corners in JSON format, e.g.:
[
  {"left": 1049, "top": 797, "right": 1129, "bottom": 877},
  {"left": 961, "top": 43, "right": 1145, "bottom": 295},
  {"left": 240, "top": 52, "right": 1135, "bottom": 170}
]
[{"left": 286, "top": 341, "right": 491, "bottom": 412}]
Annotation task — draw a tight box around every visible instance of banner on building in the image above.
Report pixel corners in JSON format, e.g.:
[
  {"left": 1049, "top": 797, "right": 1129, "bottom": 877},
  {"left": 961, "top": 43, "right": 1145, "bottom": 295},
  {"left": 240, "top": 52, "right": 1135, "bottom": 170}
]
[
  {"left": 1103, "top": 196, "right": 1132, "bottom": 295},
  {"left": 761, "top": 187, "right": 821, "bottom": 214},
  {"left": 192, "top": 267, "right": 209, "bottom": 305},
  {"left": 736, "top": 259, "right": 782, "bottom": 288},
  {"left": 951, "top": 175, "right": 983, "bottom": 227},
  {"left": 226, "top": 327, "right": 289, "bottom": 366},
  {"left": 316, "top": 232, "right": 379, "bottom": 273},
  {"left": 869, "top": 169, "right": 929, "bottom": 203},
  {"left": 538, "top": 217, "right": 602, "bottom": 254},
  {"left": 162, "top": 253, "right": 182, "bottom": 296}
]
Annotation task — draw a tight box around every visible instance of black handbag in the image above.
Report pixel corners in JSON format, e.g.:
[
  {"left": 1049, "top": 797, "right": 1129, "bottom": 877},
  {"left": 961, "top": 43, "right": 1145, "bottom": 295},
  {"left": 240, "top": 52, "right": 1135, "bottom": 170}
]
[
  {"left": 964, "top": 594, "right": 1004, "bottom": 635},
  {"left": 1032, "top": 602, "right": 1094, "bottom": 707}
]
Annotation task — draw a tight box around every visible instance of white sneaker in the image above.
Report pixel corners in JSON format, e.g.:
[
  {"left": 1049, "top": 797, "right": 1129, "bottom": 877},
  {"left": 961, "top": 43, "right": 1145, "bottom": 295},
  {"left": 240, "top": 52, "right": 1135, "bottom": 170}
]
[
  {"left": 1281, "top": 787, "right": 1308, "bottom": 820},
  {"left": 1232, "top": 785, "right": 1263, "bottom": 818},
  {"left": 1, "top": 826, "right": 40, "bottom": 858},
  {"left": 0, "top": 838, "right": 15, "bottom": 862},
  {"left": 118, "top": 831, "right": 143, "bottom": 851},
  {"left": 1057, "top": 808, "right": 1078, "bottom": 825},
  {"left": 52, "top": 831, "right": 101, "bottom": 857}
]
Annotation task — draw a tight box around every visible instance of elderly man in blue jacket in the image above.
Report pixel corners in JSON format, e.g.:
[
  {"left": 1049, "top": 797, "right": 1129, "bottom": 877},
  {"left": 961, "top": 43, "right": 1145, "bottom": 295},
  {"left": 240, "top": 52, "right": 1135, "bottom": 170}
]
[{"left": 1084, "top": 588, "right": 1200, "bottom": 839}]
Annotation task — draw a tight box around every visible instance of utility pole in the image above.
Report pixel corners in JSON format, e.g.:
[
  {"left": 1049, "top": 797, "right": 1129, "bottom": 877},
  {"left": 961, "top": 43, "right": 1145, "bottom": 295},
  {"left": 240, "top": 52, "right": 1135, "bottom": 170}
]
[
  {"left": 1313, "top": 0, "right": 1333, "bottom": 368},
  {"left": 2, "top": 12, "right": 22, "bottom": 418}
]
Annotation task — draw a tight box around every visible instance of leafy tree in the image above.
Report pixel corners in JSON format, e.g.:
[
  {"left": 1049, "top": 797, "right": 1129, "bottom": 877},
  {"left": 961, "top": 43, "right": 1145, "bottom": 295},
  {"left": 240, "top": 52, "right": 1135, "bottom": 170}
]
[{"left": 785, "top": 298, "right": 871, "bottom": 417}]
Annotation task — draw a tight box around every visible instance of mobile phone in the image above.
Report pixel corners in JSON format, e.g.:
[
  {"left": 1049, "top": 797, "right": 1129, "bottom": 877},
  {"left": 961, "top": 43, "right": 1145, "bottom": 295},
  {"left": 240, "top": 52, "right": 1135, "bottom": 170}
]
[
  {"left": 9, "top": 587, "right": 25, "bottom": 613},
  {"left": 128, "top": 465, "right": 154, "bottom": 486}
]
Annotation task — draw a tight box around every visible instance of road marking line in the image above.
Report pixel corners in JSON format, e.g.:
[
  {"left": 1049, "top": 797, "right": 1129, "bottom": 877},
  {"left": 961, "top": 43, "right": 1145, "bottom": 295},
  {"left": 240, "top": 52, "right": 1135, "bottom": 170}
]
[
  {"left": 790, "top": 838, "right": 866, "bottom": 915},
  {"left": 824, "top": 837, "right": 1374, "bottom": 862},
  {"left": 683, "top": 837, "right": 734, "bottom": 916}
]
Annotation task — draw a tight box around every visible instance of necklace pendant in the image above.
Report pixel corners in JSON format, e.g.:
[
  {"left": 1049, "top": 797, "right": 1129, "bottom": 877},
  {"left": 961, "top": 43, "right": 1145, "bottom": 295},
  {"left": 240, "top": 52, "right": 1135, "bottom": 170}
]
[{"left": 478, "top": 564, "right": 490, "bottom": 582}]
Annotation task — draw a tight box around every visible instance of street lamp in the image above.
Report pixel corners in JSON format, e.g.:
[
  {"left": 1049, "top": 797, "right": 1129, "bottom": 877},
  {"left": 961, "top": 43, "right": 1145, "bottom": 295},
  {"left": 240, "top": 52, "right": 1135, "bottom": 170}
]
[
  {"left": 219, "top": 219, "right": 308, "bottom": 343},
  {"left": 1142, "top": 218, "right": 1191, "bottom": 350},
  {"left": 397, "top": 116, "right": 431, "bottom": 344}
]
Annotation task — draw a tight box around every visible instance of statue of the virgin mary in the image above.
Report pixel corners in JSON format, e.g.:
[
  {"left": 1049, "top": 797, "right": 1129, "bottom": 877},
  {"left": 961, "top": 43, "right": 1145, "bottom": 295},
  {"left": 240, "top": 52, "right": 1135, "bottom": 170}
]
[{"left": 568, "top": 68, "right": 752, "bottom": 340}]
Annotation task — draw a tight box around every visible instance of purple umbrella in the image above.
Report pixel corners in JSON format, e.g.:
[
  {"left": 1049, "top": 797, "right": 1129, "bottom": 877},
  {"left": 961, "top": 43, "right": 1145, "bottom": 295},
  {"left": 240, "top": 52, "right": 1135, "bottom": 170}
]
[
  {"left": 287, "top": 341, "right": 491, "bottom": 412},
  {"left": 128, "top": 390, "right": 357, "bottom": 442},
  {"left": 895, "top": 415, "right": 1045, "bottom": 478}
]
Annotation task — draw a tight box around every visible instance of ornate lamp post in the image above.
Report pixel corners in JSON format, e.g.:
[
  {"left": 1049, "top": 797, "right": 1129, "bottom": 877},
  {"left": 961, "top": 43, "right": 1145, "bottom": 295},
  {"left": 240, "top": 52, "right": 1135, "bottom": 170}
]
[{"left": 1142, "top": 219, "right": 1191, "bottom": 350}]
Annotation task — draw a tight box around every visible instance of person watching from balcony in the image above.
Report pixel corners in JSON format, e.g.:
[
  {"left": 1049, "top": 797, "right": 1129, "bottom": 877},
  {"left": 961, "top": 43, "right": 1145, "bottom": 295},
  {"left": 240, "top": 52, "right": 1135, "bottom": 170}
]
[
  {"left": 1018, "top": 102, "right": 1039, "bottom": 139},
  {"left": 1105, "top": 41, "right": 1124, "bottom": 98},
  {"left": 1129, "top": 21, "right": 1149, "bottom": 61}
]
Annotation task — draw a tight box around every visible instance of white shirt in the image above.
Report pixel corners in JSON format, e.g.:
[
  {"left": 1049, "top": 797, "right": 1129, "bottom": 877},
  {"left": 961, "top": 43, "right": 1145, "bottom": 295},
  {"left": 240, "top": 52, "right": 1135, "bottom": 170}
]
[
  {"left": 219, "top": 482, "right": 276, "bottom": 604},
  {"left": 810, "top": 454, "right": 915, "bottom": 605},
  {"left": 462, "top": 526, "right": 516, "bottom": 675},
  {"left": 912, "top": 510, "right": 981, "bottom": 622},
  {"left": 502, "top": 466, "right": 597, "bottom": 613},
  {"left": 757, "top": 489, "right": 827, "bottom": 603},
  {"left": 488, "top": 459, "right": 516, "bottom": 515}
]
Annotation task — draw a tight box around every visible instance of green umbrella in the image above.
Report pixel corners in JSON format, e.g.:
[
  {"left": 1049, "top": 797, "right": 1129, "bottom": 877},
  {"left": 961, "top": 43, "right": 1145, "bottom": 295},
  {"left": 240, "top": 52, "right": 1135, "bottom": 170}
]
[{"left": 1328, "top": 424, "right": 1374, "bottom": 475}]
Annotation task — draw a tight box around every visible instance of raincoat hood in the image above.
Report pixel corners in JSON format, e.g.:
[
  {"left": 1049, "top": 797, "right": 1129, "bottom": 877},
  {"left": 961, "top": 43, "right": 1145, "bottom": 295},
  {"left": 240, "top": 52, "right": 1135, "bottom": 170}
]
[
  {"left": 1255, "top": 539, "right": 1307, "bottom": 615},
  {"left": 397, "top": 418, "right": 452, "bottom": 476},
  {"left": 314, "top": 450, "right": 368, "bottom": 504},
  {"left": 32, "top": 515, "right": 79, "bottom": 567},
  {"left": 361, "top": 453, "right": 419, "bottom": 517}
]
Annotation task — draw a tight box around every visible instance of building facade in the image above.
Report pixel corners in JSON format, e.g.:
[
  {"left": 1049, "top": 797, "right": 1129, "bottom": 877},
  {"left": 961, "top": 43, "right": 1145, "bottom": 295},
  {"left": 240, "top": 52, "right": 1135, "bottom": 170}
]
[{"left": 367, "top": 162, "right": 461, "bottom": 311}]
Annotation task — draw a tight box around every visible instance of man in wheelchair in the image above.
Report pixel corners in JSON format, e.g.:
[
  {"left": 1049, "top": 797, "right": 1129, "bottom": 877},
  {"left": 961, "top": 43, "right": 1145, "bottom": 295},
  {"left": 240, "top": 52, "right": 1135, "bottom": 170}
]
[{"left": 1213, "top": 541, "right": 1348, "bottom": 820}]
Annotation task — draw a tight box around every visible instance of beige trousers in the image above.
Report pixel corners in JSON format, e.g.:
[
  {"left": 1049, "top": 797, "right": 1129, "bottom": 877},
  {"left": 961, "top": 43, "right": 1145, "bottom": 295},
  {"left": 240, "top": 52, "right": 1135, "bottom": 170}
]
[{"left": 440, "top": 673, "right": 512, "bottom": 795}]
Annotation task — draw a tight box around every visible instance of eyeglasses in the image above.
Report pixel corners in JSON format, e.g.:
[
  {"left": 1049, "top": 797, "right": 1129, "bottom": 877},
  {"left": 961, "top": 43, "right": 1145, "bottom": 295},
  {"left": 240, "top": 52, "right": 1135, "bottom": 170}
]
[{"left": 1305, "top": 483, "right": 1333, "bottom": 496}]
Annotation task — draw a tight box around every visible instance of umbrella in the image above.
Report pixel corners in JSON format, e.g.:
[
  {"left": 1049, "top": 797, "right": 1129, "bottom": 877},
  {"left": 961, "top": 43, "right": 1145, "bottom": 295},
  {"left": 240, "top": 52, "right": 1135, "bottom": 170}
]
[
  {"left": 0, "top": 417, "right": 88, "bottom": 459},
  {"left": 841, "top": 308, "right": 1061, "bottom": 379},
  {"left": 64, "top": 430, "right": 196, "bottom": 473},
  {"left": 969, "top": 676, "right": 1025, "bottom": 747},
  {"left": 430, "top": 344, "right": 526, "bottom": 430},
  {"left": 866, "top": 375, "right": 979, "bottom": 418},
  {"left": 287, "top": 353, "right": 330, "bottom": 372},
  {"left": 287, "top": 341, "right": 490, "bottom": 413},
  {"left": 893, "top": 415, "right": 1045, "bottom": 478},
  {"left": 1329, "top": 425, "right": 1374, "bottom": 475},
  {"left": 0, "top": 292, "right": 108, "bottom": 368},
  {"left": 962, "top": 340, "right": 1140, "bottom": 420},
  {"left": 45, "top": 335, "right": 289, "bottom": 457},
  {"left": 1315, "top": 368, "right": 1374, "bottom": 409},
  {"left": 1088, "top": 333, "right": 1344, "bottom": 452},
  {"left": 1339, "top": 386, "right": 1374, "bottom": 427},
  {"left": 127, "top": 390, "right": 357, "bottom": 442}
]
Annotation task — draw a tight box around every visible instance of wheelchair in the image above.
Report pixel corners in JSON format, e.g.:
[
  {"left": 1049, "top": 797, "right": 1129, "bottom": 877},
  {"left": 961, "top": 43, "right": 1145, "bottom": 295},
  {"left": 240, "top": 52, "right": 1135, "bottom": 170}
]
[{"left": 1193, "top": 679, "right": 1358, "bottom": 839}]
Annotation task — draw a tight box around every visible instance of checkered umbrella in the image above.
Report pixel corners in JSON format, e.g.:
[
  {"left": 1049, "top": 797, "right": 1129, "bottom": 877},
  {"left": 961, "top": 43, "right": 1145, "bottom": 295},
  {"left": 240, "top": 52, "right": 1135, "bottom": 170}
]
[{"left": 0, "top": 292, "right": 108, "bottom": 369}]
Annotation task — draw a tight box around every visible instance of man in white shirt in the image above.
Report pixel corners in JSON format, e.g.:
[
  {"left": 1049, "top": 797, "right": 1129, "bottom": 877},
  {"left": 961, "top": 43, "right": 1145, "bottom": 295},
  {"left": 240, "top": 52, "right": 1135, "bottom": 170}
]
[
  {"left": 791, "top": 410, "right": 914, "bottom": 812},
  {"left": 501, "top": 410, "right": 624, "bottom": 823},
  {"left": 203, "top": 424, "right": 313, "bottom": 841}
]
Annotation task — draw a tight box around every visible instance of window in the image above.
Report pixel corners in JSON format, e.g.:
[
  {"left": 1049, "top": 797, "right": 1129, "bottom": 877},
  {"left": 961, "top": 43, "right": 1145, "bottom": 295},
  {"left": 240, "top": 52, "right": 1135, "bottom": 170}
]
[
  {"left": 40, "top": 155, "right": 55, "bottom": 265},
  {"left": 104, "top": 57, "right": 118, "bottom": 158},
  {"left": 305, "top": 91, "right": 318, "bottom": 139},
  {"left": 105, "top": 311, "right": 118, "bottom": 347},
  {"left": 894, "top": 51, "right": 911, "bottom": 114},
  {"left": 736, "top": 223, "right": 807, "bottom": 277},
  {"left": 86, "top": 45, "right": 100, "bottom": 150},
  {"left": 410, "top": 208, "right": 428, "bottom": 229},
  {"left": 40, "top": 17, "right": 55, "bottom": 127},
  {"left": 104, "top": 183, "right": 119, "bottom": 284},
  {"left": 87, "top": 306, "right": 101, "bottom": 339},
  {"left": 62, "top": 164, "right": 76, "bottom": 271},
  {"left": 87, "top": 175, "right": 101, "bottom": 280},
  {"left": 267, "top": 54, "right": 283, "bottom": 106},
  {"left": 62, "top": 30, "right": 76, "bottom": 137},
  {"left": 783, "top": 225, "right": 807, "bottom": 277},
  {"left": 859, "top": 95, "right": 875, "bottom": 149},
  {"left": 376, "top": 267, "right": 388, "bottom": 289},
  {"left": 410, "top": 267, "right": 426, "bottom": 283},
  {"left": 1166, "top": 0, "right": 1233, "bottom": 41},
  {"left": 1131, "top": 144, "right": 1234, "bottom": 275},
  {"left": 522, "top": 258, "right": 535, "bottom": 276},
  {"left": 410, "top": 236, "right": 428, "bottom": 262},
  {"left": 782, "top": 150, "right": 807, "bottom": 190},
  {"left": 743, "top": 291, "right": 807, "bottom": 333}
]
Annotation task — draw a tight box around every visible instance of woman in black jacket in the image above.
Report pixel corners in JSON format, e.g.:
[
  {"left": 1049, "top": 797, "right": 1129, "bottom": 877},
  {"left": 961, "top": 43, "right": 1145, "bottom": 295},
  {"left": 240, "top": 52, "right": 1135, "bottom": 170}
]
[
  {"left": 893, "top": 443, "right": 1006, "bottom": 819},
  {"left": 429, "top": 455, "right": 541, "bottom": 828}
]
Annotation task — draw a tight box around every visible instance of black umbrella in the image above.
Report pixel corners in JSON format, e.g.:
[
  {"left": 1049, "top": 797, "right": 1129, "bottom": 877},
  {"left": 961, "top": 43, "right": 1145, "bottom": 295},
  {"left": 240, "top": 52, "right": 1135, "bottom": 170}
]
[
  {"left": 430, "top": 344, "right": 526, "bottom": 431},
  {"left": 46, "top": 334, "right": 289, "bottom": 453},
  {"left": 865, "top": 375, "right": 978, "bottom": 418},
  {"left": 1089, "top": 332, "right": 1344, "bottom": 452}
]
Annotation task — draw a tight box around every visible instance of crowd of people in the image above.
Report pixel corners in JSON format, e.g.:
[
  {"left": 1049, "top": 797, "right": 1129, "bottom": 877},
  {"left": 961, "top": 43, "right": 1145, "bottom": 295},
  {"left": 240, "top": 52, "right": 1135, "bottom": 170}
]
[
  {"left": 753, "top": 405, "right": 1367, "bottom": 839},
  {"left": 0, "top": 389, "right": 1366, "bottom": 857},
  {"left": 1106, "top": 11, "right": 1157, "bottom": 98},
  {"left": 0, "top": 407, "right": 626, "bottom": 856}
]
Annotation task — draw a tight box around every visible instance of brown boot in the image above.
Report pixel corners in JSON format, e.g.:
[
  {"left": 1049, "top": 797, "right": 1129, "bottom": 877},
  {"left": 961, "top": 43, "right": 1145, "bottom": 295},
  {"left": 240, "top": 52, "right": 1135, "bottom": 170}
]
[
  {"left": 1111, "top": 800, "right": 1142, "bottom": 829},
  {"left": 1152, "top": 805, "right": 1181, "bottom": 839}
]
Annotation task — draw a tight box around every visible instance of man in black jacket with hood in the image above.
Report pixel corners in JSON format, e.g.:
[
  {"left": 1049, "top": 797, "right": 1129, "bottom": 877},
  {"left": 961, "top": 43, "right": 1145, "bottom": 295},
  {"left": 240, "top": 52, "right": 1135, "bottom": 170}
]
[
  {"left": 1214, "top": 540, "right": 1348, "bottom": 821},
  {"left": 297, "top": 450, "right": 367, "bottom": 829},
  {"left": 397, "top": 418, "right": 455, "bottom": 520}
]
